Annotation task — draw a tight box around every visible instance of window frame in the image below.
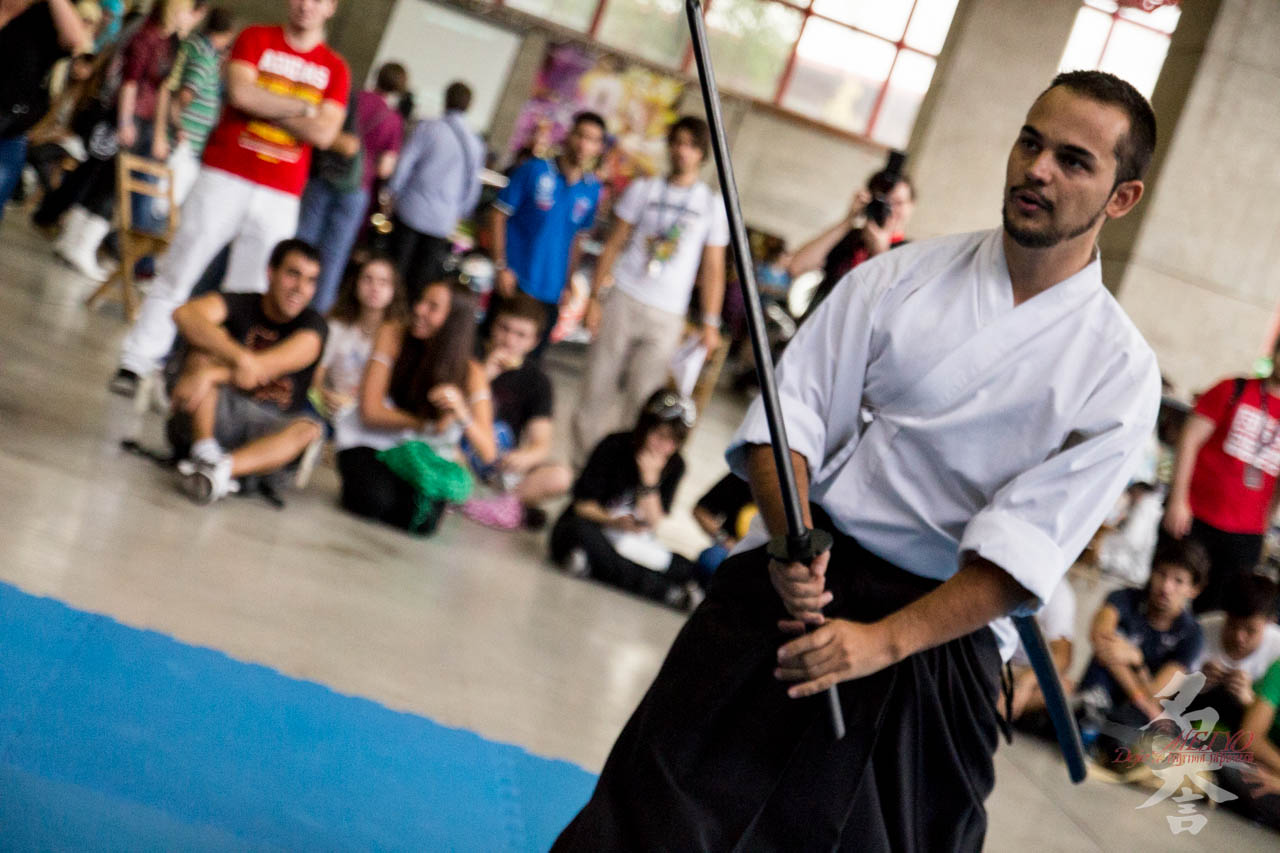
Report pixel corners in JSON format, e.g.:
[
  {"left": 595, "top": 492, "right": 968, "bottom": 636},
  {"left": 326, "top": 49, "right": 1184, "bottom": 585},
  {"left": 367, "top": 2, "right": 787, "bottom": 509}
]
[{"left": 489, "top": 0, "right": 956, "bottom": 147}]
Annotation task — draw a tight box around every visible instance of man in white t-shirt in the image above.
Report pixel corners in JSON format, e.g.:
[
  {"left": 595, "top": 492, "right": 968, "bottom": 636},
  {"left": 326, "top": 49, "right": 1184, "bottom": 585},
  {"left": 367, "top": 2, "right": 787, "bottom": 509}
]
[
  {"left": 571, "top": 116, "right": 728, "bottom": 466},
  {"left": 1193, "top": 572, "right": 1280, "bottom": 727}
]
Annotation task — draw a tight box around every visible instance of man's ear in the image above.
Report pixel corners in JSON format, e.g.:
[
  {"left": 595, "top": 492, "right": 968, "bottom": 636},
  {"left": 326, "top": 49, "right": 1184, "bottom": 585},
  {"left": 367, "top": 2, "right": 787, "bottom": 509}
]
[{"left": 1106, "top": 179, "right": 1144, "bottom": 219}]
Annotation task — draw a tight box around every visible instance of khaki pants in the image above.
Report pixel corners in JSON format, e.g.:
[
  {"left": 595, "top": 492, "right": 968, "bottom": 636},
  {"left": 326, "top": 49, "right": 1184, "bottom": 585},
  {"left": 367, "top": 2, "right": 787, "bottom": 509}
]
[{"left": 572, "top": 289, "right": 687, "bottom": 467}]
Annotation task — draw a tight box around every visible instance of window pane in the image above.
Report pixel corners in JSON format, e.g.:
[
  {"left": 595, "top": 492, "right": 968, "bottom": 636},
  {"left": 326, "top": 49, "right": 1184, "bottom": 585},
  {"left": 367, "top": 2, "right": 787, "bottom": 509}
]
[
  {"left": 1058, "top": 6, "right": 1112, "bottom": 72},
  {"left": 504, "top": 0, "right": 599, "bottom": 32},
  {"left": 596, "top": 0, "right": 688, "bottom": 68},
  {"left": 706, "top": 0, "right": 804, "bottom": 100},
  {"left": 780, "top": 18, "right": 897, "bottom": 134},
  {"left": 1083, "top": 0, "right": 1118, "bottom": 12},
  {"left": 870, "top": 50, "right": 935, "bottom": 149},
  {"left": 1099, "top": 18, "right": 1171, "bottom": 97},
  {"left": 903, "top": 0, "right": 960, "bottom": 54},
  {"left": 811, "top": 0, "right": 914, "bottom": 42},
  {"left": 1118, "top": 3, "right": 1181, "bottom": 34}
]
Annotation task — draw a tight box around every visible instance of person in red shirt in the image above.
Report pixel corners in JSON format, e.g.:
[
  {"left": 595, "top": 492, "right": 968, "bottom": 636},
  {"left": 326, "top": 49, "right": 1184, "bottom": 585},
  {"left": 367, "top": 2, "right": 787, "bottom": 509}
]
[
  {"left": 1164, "top": 338, "right": 1280, "bottom": 612},
  {"left": 112, "top": 0, "right": 349, "bottom": 398}
]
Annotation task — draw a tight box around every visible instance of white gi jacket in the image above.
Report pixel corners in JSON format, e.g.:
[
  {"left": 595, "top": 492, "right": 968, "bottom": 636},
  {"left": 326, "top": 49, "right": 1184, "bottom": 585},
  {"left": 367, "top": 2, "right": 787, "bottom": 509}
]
[{"left": 727, "top": 228, "right": 1161, "bottom": 660}]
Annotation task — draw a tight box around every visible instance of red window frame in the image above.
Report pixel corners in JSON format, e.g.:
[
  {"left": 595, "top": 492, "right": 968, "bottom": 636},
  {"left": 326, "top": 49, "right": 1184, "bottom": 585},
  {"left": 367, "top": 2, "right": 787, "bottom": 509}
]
[{"left": 491, "top": 0, "right": 954, "bottom": 144}]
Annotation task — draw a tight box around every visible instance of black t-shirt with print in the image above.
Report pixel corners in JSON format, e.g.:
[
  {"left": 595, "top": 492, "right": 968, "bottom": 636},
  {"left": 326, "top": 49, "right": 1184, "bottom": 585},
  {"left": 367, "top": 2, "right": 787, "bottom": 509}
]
[
  {"left": 221, "top": 292, "right": 328, "bottom": 413},
  {"left": 491, "top": 361, "right": 553, "bottom": 440},
  {"left": 573, "top": 432, "right": 684, "bottom": 515},
  {"left": 0, "top": 3, "right": 69, "bottom": 138}
]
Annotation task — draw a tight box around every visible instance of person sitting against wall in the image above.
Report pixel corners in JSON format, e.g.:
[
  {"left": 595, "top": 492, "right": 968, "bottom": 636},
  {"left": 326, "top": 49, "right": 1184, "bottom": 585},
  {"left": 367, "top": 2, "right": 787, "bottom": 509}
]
[
  {"left": 309, "top": 253, "right": 407, "bottom": 422},
  {"left": 167, "top": 238, "right": 328, "bottom": 504},
  {"left": 334, "top": 276, "right": 496, "bottom": 533},
  {"left": 550, "top": 389, "right": 702, "bottom": 611},
  {"left": 460, "top": 292, "right": 572, "bottom": 531}
]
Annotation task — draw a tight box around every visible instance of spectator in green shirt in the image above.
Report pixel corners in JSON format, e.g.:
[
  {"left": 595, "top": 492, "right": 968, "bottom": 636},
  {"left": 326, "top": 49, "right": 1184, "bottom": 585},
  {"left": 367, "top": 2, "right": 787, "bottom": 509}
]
[
  {"left": 157, "top": 7, "right": 236, "bottom": 205},
  {"left": 1218, "top": 659, "right": 1280, "bottom": 830}
]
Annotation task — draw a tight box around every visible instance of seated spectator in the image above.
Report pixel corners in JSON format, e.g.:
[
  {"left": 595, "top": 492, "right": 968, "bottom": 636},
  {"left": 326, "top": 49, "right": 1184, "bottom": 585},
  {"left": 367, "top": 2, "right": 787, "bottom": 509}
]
[
  {"left": 1193, "top": 572, "right": 1280, "bottom": 730},
  {"left": 460, "top": 293, "right": 572, "bottom": 531},
  {"left": 692, "top": 472, "right": 756, "bottom": 582},
  {"left": 1003, "top": 578, "right": 1076, "bottom": 728},
  {"left": 310, "top": 254, "right": 407, "bottom": 421},
  {"left": 1077, "top": 537, "right": 1207, "bottom": 760},
  {"left": 335, "top": 278, "right": 496, "bottom": 533},
  {"left": 1217, "top": 659, "right": 1280, "bottom": 831},
  {"left": 167, "top": 238, "right": 328, "bottom": 503},
  {"left": 550, "top": 390, "right": 701, "bottom": 611}
]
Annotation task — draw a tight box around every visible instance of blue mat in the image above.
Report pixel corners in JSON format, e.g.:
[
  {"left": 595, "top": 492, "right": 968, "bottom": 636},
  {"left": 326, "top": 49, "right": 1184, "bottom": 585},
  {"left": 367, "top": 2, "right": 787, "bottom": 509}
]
[{"left": 0, "top": 582, "right": 596, "bottom": 851}]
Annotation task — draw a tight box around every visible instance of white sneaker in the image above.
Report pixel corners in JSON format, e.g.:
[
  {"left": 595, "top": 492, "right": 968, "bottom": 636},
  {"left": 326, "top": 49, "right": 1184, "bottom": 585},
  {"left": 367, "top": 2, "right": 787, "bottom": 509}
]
[
  {"left": 178, "top": 456, "right": 238, "bottom": 505},
  {"left": 565, "top": 547, "right": 590, "bottom": 578}
]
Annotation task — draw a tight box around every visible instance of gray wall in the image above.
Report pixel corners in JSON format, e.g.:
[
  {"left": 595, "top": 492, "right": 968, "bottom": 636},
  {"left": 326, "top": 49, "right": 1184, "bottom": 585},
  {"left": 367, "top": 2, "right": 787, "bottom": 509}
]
[{"left": 1116, "top": 0, "right": 1280, "bottom": 392}]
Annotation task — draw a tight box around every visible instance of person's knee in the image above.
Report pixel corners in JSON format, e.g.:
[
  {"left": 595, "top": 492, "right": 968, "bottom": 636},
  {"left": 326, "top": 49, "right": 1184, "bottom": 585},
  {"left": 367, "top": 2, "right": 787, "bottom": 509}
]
[{"left": 545, "top": 464, "right": 573, "bottom": 498}]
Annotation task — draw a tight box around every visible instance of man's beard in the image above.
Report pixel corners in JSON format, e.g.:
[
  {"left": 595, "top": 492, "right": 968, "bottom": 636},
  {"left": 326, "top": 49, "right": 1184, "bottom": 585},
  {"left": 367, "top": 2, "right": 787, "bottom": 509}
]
[{"left": 1002, "top": 197, "right": 1108, "bottom": 248}]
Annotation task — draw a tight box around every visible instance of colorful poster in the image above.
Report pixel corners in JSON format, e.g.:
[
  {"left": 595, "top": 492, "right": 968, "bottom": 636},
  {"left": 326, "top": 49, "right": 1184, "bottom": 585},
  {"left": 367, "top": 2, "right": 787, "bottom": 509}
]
[{"left": 509, "top": 42, "right": 687, "bottom": 195}]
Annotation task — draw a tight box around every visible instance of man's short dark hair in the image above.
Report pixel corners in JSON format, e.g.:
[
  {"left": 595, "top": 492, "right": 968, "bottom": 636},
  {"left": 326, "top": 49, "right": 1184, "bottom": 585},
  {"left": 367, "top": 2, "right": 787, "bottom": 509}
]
[
  {"left": 205, "top": 7, "right": 235, "bottom": 34},
  {"left": 572, "top": 111, "right": 607, "bottom": 135},
  {"left": 668, "top": 115, "right": 710, "bottom": 160},
  {"left": 1041, "top": 70, "right": 1157, "bottom": 186},
  {"left": 444, "top": 81, "right": 472, "bottom": 113},
  {"left": 376, "top": 62, "right": 408, "bottom": 95},
  {"left": 494, "top": 291, "right": 546, "bottom": 335},
  {"left": 268, "top": 238, "right": 321, "bottom": 270},
  {"left": 1151, "top": 534, "right": 1210, "bottom": 588},
  {"left": 1223, "top": 572, "right": 1279, "bottom": 621}
]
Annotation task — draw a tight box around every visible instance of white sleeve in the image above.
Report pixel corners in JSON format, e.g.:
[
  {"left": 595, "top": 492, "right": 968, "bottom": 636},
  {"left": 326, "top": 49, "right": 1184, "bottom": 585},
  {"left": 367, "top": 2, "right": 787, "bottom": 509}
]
[
  {"left": 706, "top": 189, "right": 730, "bottom": 248},
  {"left": 726, "top": 266, "right": 885, "bottom": 479},
  {"left": 1038, "top": 579, "right": 1076, "bottom": 641},
  {"left": 959, "top": 345, "right": 1161, "bottom": 611},
  {"left": 612, "top": 178, "right": 648, "bottom": 225},
  {"left": 319, "top": 323, "right": 343, "bottom": 370}
]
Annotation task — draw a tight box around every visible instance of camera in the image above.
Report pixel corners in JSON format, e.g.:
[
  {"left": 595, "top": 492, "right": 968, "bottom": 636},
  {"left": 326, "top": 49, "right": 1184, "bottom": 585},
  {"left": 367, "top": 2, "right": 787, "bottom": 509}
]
[{"left": 864, "top": 150, "right": 907, "bottom": 228}]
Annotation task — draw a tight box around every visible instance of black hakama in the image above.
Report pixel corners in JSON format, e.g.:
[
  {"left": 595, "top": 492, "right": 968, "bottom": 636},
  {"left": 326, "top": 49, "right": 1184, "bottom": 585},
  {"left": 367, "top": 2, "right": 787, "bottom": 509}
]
[{"left": 553, "top": 523, "right": 1004, "bottom": 852}]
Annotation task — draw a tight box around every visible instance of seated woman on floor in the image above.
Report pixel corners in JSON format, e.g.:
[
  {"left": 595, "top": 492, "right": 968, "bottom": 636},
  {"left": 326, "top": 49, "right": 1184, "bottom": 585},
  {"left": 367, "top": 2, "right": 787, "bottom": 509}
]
[
  {"left": 550, "top": 389, "right": 701, "bottom": 611},
  {"left": 334, "top": 277, "right": 496, "bottom": 533}
]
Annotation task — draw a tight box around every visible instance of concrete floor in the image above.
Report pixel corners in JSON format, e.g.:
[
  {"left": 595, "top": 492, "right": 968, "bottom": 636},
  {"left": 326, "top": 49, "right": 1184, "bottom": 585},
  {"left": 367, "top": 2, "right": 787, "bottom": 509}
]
[{"left": 1, "top": 213, "right": 1275, "bottom": 852}]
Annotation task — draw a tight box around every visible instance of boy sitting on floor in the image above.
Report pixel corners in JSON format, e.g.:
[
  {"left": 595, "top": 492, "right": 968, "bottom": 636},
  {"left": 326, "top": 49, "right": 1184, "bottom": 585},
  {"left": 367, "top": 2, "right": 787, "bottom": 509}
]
[
  {"left": 168, "top": 239, "right": 328, "bottom": 503},
  {"left": 461, "top": 293, "right": 572, "bottom": 530}
]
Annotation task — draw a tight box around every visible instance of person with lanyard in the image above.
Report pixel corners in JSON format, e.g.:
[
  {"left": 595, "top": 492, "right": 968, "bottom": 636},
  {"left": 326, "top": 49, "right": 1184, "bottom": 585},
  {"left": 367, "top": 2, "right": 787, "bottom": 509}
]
[
  {"left": 0, "top": 0, "right": 89, "bottom": 221},
  {"left": 1164, "top": 335, "right": 1280, "bottom": 613},
  {"left": 570, "top": 116, "right": 728, "bottom": 468},
  {"left": 553, "top": 70, "right": 1162, "bottom": 852},
  {"left": 385, "top": 80, "right": 483, "bottom": 299},
  {"left": 487, "top": 111, "right": 606, "bottom": 359}
]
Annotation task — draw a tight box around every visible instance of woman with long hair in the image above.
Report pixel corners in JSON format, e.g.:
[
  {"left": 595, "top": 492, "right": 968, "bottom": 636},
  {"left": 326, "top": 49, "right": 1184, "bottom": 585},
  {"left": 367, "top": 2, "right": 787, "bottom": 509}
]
[
  {"left": 310, "top": 253, "right": 407, "bottom": 419},
  {"left": 335, "top": 276, "right": 496, "bottom": 532}
]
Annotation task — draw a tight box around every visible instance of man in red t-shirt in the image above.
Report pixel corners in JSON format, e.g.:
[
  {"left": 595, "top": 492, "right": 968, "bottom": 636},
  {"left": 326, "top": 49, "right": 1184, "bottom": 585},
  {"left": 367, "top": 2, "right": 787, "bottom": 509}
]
[
  {"left": 113, "top": 0, "right": 350, "bottom": 397},
  {"left": 1164, "top": 339, "right": 1280, "bottom": 612}
]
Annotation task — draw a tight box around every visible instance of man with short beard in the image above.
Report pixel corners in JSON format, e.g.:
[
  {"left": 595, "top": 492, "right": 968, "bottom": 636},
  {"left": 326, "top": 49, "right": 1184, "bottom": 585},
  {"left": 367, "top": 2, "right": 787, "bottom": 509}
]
[{"left": 555, "top": 70, "right": 1162, "bottom": 852}]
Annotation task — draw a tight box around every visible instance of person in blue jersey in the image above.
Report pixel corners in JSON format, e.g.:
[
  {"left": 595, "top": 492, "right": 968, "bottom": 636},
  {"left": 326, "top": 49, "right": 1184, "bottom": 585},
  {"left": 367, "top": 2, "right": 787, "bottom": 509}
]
[{"left": 487, "top": 110, "right": 605, "bottom": 358}]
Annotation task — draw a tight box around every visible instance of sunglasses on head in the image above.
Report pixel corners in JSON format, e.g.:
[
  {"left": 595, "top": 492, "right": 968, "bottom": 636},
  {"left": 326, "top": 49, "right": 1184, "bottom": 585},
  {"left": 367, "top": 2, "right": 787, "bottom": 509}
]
[{"left": 646, "top": 391, "right": 697, "bottom": 428}]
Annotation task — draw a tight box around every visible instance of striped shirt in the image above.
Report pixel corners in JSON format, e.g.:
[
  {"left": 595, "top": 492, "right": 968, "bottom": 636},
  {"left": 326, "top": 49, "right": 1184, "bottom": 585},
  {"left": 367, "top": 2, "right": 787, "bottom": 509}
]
[{"left": 166, "top": 34, "right": 223, "bottom": 155}]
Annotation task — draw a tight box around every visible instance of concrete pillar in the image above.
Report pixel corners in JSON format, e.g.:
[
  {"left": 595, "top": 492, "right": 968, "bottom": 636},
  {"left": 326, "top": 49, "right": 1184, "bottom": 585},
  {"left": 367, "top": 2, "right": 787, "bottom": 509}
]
[
  {"left": 905, "top": 0, "right": 1083, "bottom": 240},
  {"left": 486, "top": 31, "right": 550, "bottom": 158},
  {"left": 1115, "top": 0, "right": 1280, "bottom": 392}
]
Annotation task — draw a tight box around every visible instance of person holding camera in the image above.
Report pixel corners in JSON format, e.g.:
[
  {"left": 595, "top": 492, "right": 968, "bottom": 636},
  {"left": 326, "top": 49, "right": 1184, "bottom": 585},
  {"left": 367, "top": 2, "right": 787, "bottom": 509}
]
[{"left": 788, "top": 166, "right": 914, "bottom": 320}]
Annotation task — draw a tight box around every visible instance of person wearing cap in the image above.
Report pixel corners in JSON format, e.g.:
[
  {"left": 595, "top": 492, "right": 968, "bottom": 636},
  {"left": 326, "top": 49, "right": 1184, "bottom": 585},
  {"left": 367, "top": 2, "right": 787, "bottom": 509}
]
[{"left": 550, "top": 388, "right": 702, "bottom": 610}]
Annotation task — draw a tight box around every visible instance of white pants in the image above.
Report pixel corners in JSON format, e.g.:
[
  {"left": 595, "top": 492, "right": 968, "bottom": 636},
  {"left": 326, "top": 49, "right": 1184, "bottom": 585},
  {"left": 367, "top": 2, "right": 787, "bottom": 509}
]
[
  {"left": 169, "top": 141, "right": 202, "bottom": 207},
  {"left": 571, "top": 288, "right": 687, "bottom": 467},
  {"left": 119, "top": 167, "right": 300, "bottom": 374}
]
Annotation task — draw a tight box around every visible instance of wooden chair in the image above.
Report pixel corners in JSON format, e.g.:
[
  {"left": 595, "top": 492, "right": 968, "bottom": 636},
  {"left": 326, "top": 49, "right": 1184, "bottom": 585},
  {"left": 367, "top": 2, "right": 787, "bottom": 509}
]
[{"left": 86, "top": 153, "right": 178, "bottom": 322}]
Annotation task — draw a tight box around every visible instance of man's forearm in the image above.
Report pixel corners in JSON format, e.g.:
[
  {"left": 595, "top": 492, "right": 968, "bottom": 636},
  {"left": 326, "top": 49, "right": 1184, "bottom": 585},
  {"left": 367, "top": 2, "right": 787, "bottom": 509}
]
[
  {"left": 227, "top": 79, "right": 312, "bottom": 123},
  {"left": 117, "top": 82, "right": 138, "bottom": 130},
  {"left": 175, "top": 315, "right": 245, "bottom": 368},
  {"left": 699, "top": 256, "right": 725, "bottom": 324},
  {"left": 879, "top": 558, "right": 1033, "bottom": 665},
  {"left": 745, "top": 444, "right": 812, "bottom": 536}
]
